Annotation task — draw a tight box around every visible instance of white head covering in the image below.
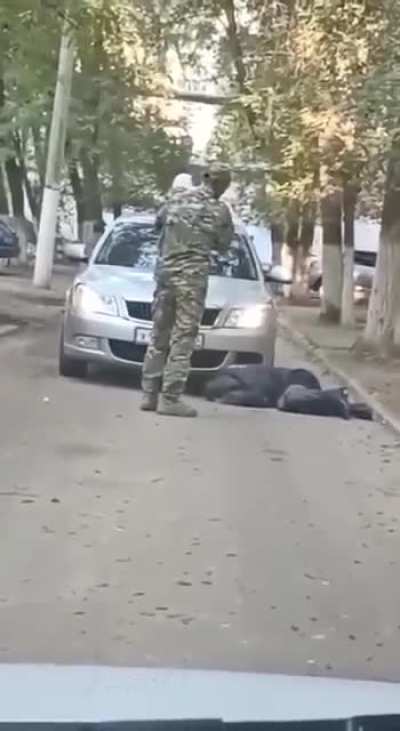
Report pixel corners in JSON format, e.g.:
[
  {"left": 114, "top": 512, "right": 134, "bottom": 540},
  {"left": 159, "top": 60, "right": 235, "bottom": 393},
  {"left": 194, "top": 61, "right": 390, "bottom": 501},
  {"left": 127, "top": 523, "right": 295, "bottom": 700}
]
[{"left": 171, "top": 173, "right": 193, "bottom": 191}]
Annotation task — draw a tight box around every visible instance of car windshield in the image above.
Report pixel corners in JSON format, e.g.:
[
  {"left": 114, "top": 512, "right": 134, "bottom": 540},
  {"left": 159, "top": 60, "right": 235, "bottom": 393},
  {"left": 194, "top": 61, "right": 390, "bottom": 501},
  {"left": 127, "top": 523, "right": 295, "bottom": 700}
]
[
  {"left": 95, "top": 222, "right": 159, "bottom": 271},
  {"left": 95, "top": 221, "right": 258, "bottom": 281}
]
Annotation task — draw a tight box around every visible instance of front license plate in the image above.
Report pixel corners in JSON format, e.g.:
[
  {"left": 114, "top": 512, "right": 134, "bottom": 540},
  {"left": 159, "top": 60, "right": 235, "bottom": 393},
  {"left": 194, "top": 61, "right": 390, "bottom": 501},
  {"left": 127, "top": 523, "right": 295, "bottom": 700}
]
[
  {"left": 134, "top": 328, "right": 204, "bottom": 349},
  {"left": 135, "top": 327, "right": 152, "bottom": 345}
]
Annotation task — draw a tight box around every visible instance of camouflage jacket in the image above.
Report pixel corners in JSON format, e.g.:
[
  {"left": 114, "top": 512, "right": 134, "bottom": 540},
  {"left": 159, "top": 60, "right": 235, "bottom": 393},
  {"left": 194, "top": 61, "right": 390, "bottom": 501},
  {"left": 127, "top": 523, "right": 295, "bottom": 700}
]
[{"left": 154, "top": 184, "right": 234, "bottom": 279}]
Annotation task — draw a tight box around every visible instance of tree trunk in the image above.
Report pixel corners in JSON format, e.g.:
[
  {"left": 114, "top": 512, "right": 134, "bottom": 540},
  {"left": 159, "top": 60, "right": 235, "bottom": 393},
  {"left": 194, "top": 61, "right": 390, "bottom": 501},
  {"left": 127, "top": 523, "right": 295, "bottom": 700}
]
[
  {"left": 113, "top": 202, "right": 122, "bottom": 219},
  {"left": 341, "top": 181, "right": 357, "bottom": 327},
  {"left": 0, "top": 78, "right": 10, "bottom": 215},
  {"left": 23, "top": 170, "right": 39, "bottom": 223},
  {"left": 1, "top": 90, "right": 25, "bottom": 221},
  {"left": 13, "top": 132, "right": 39, "bottom": 223},
  {"left": 291, "top": 247, "right": 304, "bottom": 288},
  {"left": 285, "top": 200, "right": 304, "bottom": 297},
  {"left": 5, "top": 157, "right": 24, "bottom": 216},
  {"left": 297, "top": 201, "right": 316, "bottom": 295},
  {"left": 31, "top": 127, "right": 46, "bottom": 189},
  {"left": 77, "top": 19, "right": 105, "bottom": 247},
  {"left": 321, "top": 187, "right": 343, "bottom": 322},
  {"left": 299, "top": 202, "right": 315, "bottom": 255},
  {"left": 363, "top": 139, "right": 400, "bottom": 354},
  {"left": 270, "top": 222, "right": 283, "bottom": 265},
  {"left": 5, "top": 156, "right": 30, "bottom": 263},
  {"left": 0, "top": 166, "right": 8, "bottom": 214},
  {"left": 80, "top": 148, "right": 103, "bottom": 243},
  {"left": 69, "top": 160, "right": 86, "bottom": 238}
]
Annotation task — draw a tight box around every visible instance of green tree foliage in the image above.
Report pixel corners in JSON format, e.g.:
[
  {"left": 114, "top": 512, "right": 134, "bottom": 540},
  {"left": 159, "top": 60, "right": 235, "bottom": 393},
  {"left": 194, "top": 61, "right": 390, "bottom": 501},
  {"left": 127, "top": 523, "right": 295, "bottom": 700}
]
[
  {"left": 172, "top": 0, "right": 400, "bottom": 323},
  {"left": 0, "top": 0, "right": 192, "bottom": 234}
]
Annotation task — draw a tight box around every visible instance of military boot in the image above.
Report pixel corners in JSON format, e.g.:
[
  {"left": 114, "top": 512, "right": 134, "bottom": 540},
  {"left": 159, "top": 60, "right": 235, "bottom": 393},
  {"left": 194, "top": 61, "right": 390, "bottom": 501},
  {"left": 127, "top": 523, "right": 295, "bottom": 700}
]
[
  {"left": 157, "top": 396, "right": 198, "bottom": 418},
  {"left": 140, "top": 392, "right": 159, "bottom": 412}
]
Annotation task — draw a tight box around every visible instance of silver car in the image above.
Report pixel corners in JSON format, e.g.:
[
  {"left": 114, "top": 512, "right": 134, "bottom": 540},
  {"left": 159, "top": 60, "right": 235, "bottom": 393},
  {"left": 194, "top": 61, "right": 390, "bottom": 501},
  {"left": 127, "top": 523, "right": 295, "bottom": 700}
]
[{"left": 59, "top": 213, "right": 283, "bottom": 380}]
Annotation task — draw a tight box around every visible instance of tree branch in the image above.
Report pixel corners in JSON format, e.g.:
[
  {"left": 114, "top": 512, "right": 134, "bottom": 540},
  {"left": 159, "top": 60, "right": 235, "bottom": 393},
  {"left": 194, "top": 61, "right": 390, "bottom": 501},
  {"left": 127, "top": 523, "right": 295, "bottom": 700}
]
[
  {"left": 133, "top": 87, "right": 237, "bottom": 106},
  {"left": 220, "top": 0, "right": 259, "bottom": 138}
]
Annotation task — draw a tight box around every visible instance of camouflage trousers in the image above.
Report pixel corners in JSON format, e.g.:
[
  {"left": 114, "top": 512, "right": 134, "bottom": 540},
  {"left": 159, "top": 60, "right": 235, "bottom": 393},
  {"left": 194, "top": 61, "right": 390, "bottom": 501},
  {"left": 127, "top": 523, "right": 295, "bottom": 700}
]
[{"left": 142, "top": 275, "right": 207, "bottom": 400}]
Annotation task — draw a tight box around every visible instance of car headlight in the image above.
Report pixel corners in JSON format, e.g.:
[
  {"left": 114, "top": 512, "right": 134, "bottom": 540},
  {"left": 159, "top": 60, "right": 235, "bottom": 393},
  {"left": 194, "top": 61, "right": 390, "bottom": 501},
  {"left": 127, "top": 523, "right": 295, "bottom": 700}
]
[
  {"left": 71, "top": 284, "right": 118, "bottom": 316},
  {"left": 224, "top": 305, "right": 269, "bottom": 329}
]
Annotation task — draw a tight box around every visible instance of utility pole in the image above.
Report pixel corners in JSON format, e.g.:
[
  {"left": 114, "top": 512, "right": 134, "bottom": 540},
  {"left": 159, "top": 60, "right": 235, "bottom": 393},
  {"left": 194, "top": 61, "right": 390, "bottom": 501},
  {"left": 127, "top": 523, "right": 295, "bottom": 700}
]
[{"left": 33, "top": 22, "right": 75, "bottom": 288}]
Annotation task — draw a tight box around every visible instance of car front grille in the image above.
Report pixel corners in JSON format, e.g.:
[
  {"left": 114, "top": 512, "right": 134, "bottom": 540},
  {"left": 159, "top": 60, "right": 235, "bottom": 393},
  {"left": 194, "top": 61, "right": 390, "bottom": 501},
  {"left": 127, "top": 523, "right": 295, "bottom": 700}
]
[
  {"left": 190, "top": 349, "right": 227, "bottom": 369},
  {"left": 126, "top": 301, "right": 152, "bottom": 321},
  {"left": 125, "top": 301, "right": 221, "bottom": 327},
  {"left": 109, "top": 339, "right": 227, "bottom": 369},
  {"left": 110, "top": 340, "right": 147, "bottom": 363},
  {"left": 234, "top": 352, "right": 263, "bottom": 365},
  {"left": 201, "top": 308, "right": 220, "bottom": 326}
]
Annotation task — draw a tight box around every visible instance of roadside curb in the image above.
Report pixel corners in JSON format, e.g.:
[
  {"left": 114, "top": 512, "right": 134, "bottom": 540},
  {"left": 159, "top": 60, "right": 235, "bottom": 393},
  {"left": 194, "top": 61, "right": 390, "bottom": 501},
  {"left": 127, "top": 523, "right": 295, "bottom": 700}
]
[
  {"left": 0, "top": 286, "right": 65, "bottom": 305},
  {"left": 279, "top": 314, "right": 400, "bottom": 437},
  {"left": 0, "top": 324, "right": 19, "bottom": 338}
]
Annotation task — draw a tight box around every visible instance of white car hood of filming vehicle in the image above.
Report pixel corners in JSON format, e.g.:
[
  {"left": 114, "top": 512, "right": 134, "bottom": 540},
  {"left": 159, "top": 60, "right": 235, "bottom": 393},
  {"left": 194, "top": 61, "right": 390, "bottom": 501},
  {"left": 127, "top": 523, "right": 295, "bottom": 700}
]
[{"left": 1, "top": 665, "right": 400, "bottom": 723}]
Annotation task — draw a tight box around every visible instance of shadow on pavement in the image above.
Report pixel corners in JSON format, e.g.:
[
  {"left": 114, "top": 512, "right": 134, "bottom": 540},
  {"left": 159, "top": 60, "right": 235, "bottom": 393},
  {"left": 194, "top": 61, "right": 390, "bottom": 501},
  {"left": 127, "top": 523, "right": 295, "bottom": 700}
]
[{"left": 72, "top": 364, "right": 207, "bottom": 397}]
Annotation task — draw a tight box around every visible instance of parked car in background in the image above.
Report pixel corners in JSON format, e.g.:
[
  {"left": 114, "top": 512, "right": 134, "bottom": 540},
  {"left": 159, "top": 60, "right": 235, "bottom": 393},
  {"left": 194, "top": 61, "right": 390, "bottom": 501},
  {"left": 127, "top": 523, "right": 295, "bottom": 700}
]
[
  {"left": 62, "top": 240, "right": 86, "bottom": 261},
  {"left": 0, "top": 219, "right": 19, "bottom": 260},
  {"left": 308, "top": 250, "right": 376, "bottom": 297},
  {"left": 59, "top": 213, "right": 289, "bottom": 379}
]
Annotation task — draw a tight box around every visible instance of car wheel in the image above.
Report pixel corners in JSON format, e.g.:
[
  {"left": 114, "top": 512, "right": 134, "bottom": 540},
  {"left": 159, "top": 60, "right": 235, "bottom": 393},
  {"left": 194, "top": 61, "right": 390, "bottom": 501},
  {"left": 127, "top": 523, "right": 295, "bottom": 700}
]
[{"left": 59, "top": 328, "right": 88, "bottom": 379}]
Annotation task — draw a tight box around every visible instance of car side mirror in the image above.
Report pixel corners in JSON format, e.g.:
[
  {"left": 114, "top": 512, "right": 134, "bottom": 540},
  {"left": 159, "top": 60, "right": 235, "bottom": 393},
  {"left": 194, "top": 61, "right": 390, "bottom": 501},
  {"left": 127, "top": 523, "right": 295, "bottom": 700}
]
[{"left": 263, "top": 264, "right": 292, "bottom": 284}]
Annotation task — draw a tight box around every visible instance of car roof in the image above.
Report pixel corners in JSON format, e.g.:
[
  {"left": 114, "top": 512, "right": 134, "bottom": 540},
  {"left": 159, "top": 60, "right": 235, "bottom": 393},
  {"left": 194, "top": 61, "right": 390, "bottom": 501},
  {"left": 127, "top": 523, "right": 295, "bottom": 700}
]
[
  {"left": 114, "top": 213, "right": 156, "bottom": 226},
  {"left": 114, "top": 209, "right": 246, "bottom": 235}
]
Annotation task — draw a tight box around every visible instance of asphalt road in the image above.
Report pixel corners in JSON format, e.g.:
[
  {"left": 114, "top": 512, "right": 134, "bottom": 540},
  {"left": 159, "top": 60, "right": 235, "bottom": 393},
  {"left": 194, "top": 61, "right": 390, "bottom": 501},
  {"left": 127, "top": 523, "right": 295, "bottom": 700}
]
[{"left": 1, "top": 315, "right": 400, "bottom": 682}]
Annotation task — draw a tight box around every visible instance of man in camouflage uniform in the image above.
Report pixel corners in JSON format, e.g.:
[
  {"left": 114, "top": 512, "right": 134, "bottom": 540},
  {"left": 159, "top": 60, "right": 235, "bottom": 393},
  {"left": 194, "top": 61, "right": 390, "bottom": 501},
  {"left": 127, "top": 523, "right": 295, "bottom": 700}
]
[
  {"left": 141, "top": 163, "right": 234, "bottom": 417},
  {"left": 154, "top": 172, "right": 193, "bottom": 272}
]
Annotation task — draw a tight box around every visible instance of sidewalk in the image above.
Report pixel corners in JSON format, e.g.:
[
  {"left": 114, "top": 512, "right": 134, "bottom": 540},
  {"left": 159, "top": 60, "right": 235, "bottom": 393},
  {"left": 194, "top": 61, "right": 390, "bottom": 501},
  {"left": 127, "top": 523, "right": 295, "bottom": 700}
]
[
  {"left": 280, "top": 303, "right": 400, "bottom": 435},
  {"left": 0, "top": 262, "right": 77, "bottom": 333}
]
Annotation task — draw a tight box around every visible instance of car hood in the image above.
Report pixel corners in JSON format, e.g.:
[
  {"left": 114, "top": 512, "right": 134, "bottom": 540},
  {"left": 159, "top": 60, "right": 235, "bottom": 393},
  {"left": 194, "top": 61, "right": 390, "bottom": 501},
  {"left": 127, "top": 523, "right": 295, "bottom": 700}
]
[
  {"left": 80, "top": 265, "right": 267, "bottom": 309},
  {"left": 1, "top": 665, "right": 400, "bottom": 723}
]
